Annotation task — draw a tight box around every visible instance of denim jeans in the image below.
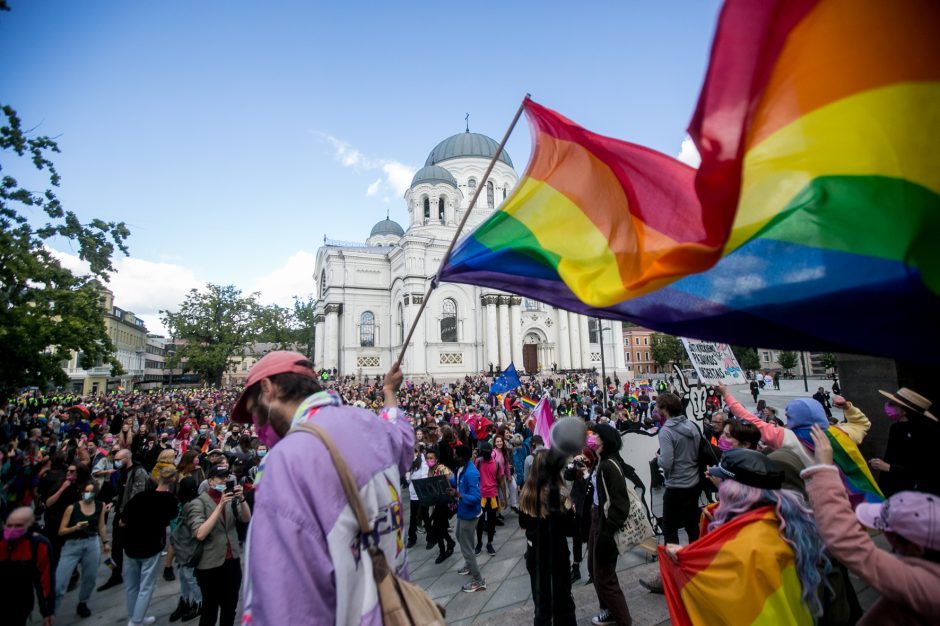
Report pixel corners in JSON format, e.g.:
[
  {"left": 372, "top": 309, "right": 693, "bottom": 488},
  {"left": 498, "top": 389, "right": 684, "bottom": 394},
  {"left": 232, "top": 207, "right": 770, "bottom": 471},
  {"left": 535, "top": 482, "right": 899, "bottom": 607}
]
[
  {"left": 55, "top": 537, "right": 100, "bottom": 608},
  {"left": 124, "top": 553, "right": 162, "bottom": 623},
  {"left": 177, "top": 564, "right": 203, "bottom": 604}
]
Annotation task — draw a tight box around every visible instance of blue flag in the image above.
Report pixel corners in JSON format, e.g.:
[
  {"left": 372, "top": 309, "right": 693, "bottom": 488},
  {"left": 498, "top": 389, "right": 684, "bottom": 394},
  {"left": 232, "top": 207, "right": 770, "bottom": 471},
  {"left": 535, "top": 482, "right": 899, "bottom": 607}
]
[{"left": 489, "top": 363, "right": 521, "bottom": 395}]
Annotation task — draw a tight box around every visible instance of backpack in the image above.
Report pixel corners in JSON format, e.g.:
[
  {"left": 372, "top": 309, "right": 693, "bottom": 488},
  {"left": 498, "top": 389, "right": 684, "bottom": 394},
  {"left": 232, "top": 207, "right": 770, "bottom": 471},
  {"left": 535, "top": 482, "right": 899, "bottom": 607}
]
[
  {"left": 292, "top": 422, "right": 445, "bottom": 626},
  {"left": 170, "top": 500, "right": 205, "bottom": 569}
]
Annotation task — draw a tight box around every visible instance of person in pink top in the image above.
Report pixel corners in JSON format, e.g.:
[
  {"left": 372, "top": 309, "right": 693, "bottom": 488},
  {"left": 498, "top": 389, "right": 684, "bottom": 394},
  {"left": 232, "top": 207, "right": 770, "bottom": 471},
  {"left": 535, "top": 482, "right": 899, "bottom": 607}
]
[
  {"left": 474, "top": 440, "right": 503, "bottom": 556},
  {"left": 804, "top": 426, "right": 940, "bottom": 624}
]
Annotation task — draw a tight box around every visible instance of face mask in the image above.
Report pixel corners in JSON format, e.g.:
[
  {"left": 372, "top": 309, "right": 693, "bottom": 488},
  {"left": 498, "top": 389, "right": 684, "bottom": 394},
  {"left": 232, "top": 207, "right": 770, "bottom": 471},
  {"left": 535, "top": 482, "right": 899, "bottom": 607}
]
[
  {"left": 717, "top": 436, "right": 734, "bottom": 452},
  {"left": 82, "top": 492, "right": 94, "bottom": 501},
  {"left": 255, "top": 423, "right": 282, "bottom": 448},
  {"left": 884, "top": 402, "right": 904, "bottom": 422},
  {"left": 213, "top": 484, "right": 226, "bottom": 493},
  {"left": 3, "top": 527, "right": 27, "bottom": 541},
  {"left": 198, "top": 429, "right": 207, "bottom": 435},
  {"left": 426, "top": 459, "right": 436, "bottom": 468},
  {"left": 585, "top": 434, "right": 599, "bottom": 452},
  {"left": 114, "top": 460, "right": 124, "bottom": 469},
  {"left": 257, "top": 450, "right": 267, "bottom": 458}
]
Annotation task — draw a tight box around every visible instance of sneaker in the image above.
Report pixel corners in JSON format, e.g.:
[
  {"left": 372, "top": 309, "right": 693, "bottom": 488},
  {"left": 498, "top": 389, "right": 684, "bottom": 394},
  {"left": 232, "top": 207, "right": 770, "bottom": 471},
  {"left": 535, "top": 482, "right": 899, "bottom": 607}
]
[
  {"left": 474, "top": 542, "right": 482, "bottom": 555},
  {"left": 417, "top": 526, "right": 427, "bottom": 534},
  {"left": 639, "top": 575, "right": 665, "bottom": 594},
  {"left": 591, "top": 609, "right": 615, "bottom": 625},
  {"left": 461, "top": 579, "right": 487, "bottom": 593},
  {"left": 457, "top": 566, "right": 471, "bottom": 576},
  {"left": 169, "top": 598, "right": 187, "bottom": 622},
  {"left": 76, "top": 602, "right": 91, "bottom": 618},
  {"left": 486, "top": 543, "right": 496, "bottom": 556},
  {"left": 143, "top": 618, "right": 156, "bottom": 625},
  {"left": 163, "top": 566, "right": 176, "bottom": 581},
  {"left": 181, "top": 602, "right": 202, "bottom": 622},
  {"left": 434, "top": 551, "right": 449, "bottom": 565},
  {"left": 406, "top": 538, "right": 417, "bottom": 549},
  {"left": 425, "top": 541, "right": 434, "bottom": 550},
  {"left": 97, "top": 575, "right": 122, "bottom": 592}
]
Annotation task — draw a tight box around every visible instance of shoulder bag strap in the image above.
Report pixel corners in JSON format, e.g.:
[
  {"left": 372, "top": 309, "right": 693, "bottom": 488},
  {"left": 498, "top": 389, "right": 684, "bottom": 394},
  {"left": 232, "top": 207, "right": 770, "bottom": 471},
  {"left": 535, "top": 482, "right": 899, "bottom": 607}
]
[{"left": 292, "top": 422, "right": 372, "bottom": 536}]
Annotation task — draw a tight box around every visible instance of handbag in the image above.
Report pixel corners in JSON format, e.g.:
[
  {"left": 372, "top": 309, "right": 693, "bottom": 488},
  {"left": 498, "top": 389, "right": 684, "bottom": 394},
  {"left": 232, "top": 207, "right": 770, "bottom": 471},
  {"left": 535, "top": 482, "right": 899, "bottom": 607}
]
[
  {"left": 601, "top": 460, "right": 654, "bottom": 554},
  {"left": 292, "top": 422, "right": 445, "bottom": 626}
]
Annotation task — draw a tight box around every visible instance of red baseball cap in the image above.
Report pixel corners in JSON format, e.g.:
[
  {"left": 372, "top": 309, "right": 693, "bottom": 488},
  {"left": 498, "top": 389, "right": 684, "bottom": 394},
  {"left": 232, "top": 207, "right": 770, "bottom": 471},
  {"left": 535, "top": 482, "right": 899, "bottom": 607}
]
[{"left": 230, "top": 351, "right": 316, "bottom": 423}]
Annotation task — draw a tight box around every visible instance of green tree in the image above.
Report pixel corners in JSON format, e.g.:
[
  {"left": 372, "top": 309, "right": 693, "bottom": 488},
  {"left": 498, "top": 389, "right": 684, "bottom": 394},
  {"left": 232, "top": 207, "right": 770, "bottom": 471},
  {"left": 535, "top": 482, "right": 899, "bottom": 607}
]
[
  {"left": 161, "top": 284, "right": 261, "bottom": 386},
  {"left": 0, "top": 105, "right": 129, "bottom": 395},
  {"left": 820, "top": 352, "right": 838, "bottom": 371},
  {"left": 777, "top": 350, "right": 799, "bottom": 373},
  {"left": 291, "top": 295, "right": 317, "bottom": 359},
  {"left": 731, "top": 345, "right": 761, "bottom": 371},
  {"left": 256, "top": 304, "right": 296, "bottom": 350},
  {"left": 650, "top": 333, "right": 685, "bottom": 370}
]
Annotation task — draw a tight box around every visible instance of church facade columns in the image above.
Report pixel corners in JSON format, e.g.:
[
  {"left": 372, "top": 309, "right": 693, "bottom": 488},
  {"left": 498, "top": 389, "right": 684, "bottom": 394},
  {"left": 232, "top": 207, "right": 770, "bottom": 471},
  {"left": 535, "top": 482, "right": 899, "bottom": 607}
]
[
  {"left": 482, "top": 294, "right": 499, "bottom": 371},
  {"left": 569, "top": 313, "right": 583, "bottom": 369},
  {"left": 611, "top": 320, "right": 626, "bottom": 372},
  {"left": 557, "top": 309, "right": 572, "bottom": 370},
  {"left": 509, "top": 296, "right": 523, "bottom": 369},
  {"left": 497, "top": 296, "right": 511, "bottom": 369},
  {"left": 579, "top": 315, "right": 591, "bottom": 367},
  {"left": 314, "top": 314, "right": 325, "bottom": 368},
  {"left": 323, "top": 303, "right": 343, "bottom": 371},
  {"left": 409, "top": 294, "right": 426, "bottom": 374}
]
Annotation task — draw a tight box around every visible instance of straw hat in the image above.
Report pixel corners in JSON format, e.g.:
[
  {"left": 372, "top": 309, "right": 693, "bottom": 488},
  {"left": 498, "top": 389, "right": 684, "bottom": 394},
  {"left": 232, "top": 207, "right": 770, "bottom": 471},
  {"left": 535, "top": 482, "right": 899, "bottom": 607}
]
[{"left": 878, "top": 387, "right": 937, "bottom": 422}]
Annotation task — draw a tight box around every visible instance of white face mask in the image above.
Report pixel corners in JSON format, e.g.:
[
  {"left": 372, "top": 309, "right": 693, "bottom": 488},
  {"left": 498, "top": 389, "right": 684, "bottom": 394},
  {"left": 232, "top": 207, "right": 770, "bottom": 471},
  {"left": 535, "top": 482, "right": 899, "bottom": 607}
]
[{"left": 82, "top": 492, "right": 94, "bottom": 501}]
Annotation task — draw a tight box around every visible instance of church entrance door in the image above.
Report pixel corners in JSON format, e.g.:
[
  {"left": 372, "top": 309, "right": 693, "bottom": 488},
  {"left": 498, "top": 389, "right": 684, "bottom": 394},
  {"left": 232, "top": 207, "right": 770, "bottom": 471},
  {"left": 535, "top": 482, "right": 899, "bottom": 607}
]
[{"left": 523, "top": 343, "right": 538, "bottom": 374}]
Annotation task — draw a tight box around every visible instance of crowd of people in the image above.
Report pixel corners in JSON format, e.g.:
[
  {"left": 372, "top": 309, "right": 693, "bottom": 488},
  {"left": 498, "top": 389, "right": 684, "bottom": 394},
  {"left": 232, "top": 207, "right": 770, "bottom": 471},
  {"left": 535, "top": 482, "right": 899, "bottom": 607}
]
[{"left": 2, "top": 357, "right": 939, "bottom": 626}]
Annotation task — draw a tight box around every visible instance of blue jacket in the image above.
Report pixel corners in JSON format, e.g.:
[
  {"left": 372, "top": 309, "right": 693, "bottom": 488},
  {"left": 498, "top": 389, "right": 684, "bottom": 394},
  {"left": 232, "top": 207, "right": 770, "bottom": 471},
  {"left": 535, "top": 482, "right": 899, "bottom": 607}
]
[
  {"left": 512, "top": 444, "right": 529, "bottom": 486},
  {"left": 456, "top": 460, "right": 481, "bottom": 520}
]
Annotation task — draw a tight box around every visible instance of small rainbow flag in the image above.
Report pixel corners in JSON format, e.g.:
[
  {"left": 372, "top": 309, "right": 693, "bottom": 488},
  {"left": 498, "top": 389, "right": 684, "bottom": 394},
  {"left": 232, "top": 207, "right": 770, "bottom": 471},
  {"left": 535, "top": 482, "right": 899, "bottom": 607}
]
[
  {"left": 660, "top": 506, "right": 813, "bottom": 626},
  {"left": 521, "top": 396, "right": 538, "bottom": 408},
  {"left": 797, "top": 426, "right": 884, "bottom": 508},
  {"left": 440, "top": 0, "right": 940, "bottom": 361}
]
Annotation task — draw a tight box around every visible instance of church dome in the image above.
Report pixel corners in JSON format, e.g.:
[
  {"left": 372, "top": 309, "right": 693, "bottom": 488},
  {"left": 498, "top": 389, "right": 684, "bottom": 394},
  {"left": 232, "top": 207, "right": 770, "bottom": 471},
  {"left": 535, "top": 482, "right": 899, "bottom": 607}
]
[
  {"left": 369, "top": 218, "right": 405, "bottom": 238},
  {"left": 410, "top": 165, "right": 458, "bottom": 188},
  {"left": 425, "top": 132, "right": 513, "bottom": 168}
]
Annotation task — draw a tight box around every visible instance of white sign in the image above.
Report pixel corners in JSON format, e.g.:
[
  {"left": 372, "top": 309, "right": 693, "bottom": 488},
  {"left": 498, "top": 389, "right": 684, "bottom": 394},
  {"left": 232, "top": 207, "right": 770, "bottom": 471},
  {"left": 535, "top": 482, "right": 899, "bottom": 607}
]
[{"left": 680, "top": 339, "right": 746, "bottom": 385}]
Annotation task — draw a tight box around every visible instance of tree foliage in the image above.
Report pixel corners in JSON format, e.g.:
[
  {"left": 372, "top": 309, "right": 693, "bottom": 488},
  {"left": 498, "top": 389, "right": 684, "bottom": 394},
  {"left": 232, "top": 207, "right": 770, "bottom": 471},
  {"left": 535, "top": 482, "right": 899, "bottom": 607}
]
[
  {"left": 161, "top": 284, "right": 261, "bottom": 386},
  {"left": 0, "top": 105, "right": 129, "bottom": 395},
  {"left": 291, "top": 295, "right": 317, "bottom": 359},
  {"left": 255, "top": 296, "right": 317, "bottom": 356},
  {"left": 777, "top": 350, "right": 799, "bottom": 372},
  {"left": 731, "top": 345, "right": 761, "bottom": 371},
  {"left": 820, "top": 352, "right": 838, "bottom": 371},
  {"left": 650, "top": 333, "right": 686, "bottom": 369}
]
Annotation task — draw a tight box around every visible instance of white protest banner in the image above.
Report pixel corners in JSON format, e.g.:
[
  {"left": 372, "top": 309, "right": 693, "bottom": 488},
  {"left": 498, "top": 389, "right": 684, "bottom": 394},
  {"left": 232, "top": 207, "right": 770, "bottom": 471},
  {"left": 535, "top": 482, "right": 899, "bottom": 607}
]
[{"left": 680, "top": 338, "right": 746, "bottom": 385}]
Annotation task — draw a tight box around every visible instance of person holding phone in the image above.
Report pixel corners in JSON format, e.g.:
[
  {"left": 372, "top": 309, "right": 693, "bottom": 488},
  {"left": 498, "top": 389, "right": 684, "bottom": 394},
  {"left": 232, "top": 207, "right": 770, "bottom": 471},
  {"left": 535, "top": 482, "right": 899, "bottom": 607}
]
[
  {"left": 55, "top": 479, "right": 108, "bottom": 619},
  {"left": 187, "top": 464, "right": 251, "bottom": 626}
]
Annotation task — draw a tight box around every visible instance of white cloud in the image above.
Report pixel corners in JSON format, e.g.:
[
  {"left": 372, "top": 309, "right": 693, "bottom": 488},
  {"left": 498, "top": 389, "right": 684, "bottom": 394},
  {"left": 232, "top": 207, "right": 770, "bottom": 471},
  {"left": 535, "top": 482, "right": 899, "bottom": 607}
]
[
  {"left": 251, "top": 250, "right": 317, "bottom": 307},
  {"left": 316, "top": 131, "right": 416, "bottom": 199},
  {"left": 366, "top": 178, "right": 383, "bottom": 197},
  {"left": 677, "top": 136, "right": 701, "bottom": 168},
  {"left": 47, "top": 248, "right": 201, "bottom": 335}
]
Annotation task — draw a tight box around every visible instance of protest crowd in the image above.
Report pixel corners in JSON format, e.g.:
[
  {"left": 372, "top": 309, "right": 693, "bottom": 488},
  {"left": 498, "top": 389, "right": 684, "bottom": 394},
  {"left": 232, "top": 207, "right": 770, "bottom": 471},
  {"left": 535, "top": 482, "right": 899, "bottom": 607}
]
[{"left": 2, "top": 351, "right": 939, "bottom": 626}]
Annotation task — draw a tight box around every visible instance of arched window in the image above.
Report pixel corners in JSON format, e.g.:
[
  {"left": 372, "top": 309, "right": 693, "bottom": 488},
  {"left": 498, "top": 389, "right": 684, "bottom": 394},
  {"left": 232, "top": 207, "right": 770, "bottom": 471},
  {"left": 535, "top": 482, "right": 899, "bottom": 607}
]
[
  {"left": 589, "top": 318, "right": 600, "bottom": 344},
  {"left": 468, "top": 178, "right": 477, "bottom": 197},
  {"left": 440, "top": 298, "right": 457, "bottom": 342},
  {"left": 320, "top": 270, "right": 326, "bottom": 297},
  {"left": 423, "top": 196, "right": 430, "bottom": 221},
  {"left": 486, "top": 180, "right": 494, "bottom": 207},
  {"left": 438, "top": 197, "right": 445, "bottom": 222},
  {"left": 360, "top": 311, "right": 375, "bottom": 347},
  {"left": 398, "top": 302, "right": 404, "bottom": 345}
]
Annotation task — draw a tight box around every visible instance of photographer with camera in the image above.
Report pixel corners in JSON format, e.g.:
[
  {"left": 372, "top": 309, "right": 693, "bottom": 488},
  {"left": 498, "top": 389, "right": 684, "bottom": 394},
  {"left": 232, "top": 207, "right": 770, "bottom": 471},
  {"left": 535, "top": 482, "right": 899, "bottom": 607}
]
[{"left": 187, "top": 464, "right": 251, "bottom": 626}]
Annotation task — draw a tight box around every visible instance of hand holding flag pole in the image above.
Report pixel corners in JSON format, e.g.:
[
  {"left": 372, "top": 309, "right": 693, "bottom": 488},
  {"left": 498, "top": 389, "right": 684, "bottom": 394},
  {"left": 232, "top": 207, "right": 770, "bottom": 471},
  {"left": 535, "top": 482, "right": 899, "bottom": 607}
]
[{"left": 394, "top": 94, "right": 531, "bottom": 370}]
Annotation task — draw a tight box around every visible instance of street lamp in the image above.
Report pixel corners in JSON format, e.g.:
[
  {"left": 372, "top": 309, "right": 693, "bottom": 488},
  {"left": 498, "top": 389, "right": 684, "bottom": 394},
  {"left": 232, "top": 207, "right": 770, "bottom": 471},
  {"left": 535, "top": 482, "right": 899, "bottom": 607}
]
[{"left": 597, "top": 318, "right": 611, "bottom": 408}]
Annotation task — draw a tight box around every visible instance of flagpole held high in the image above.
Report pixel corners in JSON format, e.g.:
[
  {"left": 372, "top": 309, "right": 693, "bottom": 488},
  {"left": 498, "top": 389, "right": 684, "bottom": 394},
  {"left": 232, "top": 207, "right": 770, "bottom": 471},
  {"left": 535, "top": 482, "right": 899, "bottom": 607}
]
[{"left": 394, "top": 94, "right": 531, "bottom": 370}]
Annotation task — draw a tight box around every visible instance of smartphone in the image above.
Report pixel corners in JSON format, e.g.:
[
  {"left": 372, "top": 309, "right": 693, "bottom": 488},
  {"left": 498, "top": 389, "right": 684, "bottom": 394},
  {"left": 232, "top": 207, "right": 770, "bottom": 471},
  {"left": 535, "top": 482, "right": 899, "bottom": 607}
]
[
  {"left": 225, "top": 478, "right": 236, "bottom": 494},
  {"left": 77, "top": 521, "right": 89, "bottom": 527}
]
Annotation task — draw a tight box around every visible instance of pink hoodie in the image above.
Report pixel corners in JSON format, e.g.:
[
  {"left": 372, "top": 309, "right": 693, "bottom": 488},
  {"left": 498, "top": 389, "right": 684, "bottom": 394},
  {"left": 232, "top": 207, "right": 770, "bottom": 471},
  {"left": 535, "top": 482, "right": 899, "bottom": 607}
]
[{"left": 803, "top": 465, "right": 940, "bottom": 625}]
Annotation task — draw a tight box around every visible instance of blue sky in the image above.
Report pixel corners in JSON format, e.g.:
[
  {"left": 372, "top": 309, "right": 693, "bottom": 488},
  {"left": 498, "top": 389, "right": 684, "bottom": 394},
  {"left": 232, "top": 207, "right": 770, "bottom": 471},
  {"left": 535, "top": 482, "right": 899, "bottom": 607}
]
[{"left": 2, "top": 0, "right": 722, "bottom": 332}]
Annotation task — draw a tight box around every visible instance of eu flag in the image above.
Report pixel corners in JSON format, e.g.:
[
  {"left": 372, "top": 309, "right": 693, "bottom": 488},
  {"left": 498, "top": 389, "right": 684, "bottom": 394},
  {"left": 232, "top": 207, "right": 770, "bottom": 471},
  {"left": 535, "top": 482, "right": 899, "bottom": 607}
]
[{"left": 489, "top": 363, "right": 521, "bottom": 395}]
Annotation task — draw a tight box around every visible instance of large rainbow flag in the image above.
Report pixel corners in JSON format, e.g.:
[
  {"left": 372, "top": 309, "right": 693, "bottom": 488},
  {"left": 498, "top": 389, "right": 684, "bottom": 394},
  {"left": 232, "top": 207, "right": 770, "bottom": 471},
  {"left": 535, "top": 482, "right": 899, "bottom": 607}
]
[
  {"left": 439, "top": 0, "right": 940, "bottom": 361},
  {"left": 659, "top": 506, "right": 814, "bottom": 626},
  {"left": 795, "top": 425, "right": 885, "bottom": 508}
]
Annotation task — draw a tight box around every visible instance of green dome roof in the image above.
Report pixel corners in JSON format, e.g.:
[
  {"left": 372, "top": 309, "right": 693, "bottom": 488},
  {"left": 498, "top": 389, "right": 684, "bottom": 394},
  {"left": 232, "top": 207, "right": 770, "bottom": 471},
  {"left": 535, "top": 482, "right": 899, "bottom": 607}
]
[
  {"left": 369, "top": 218, "right": 404, "bottom": 238},
  {"left": 425, "top": 132, "right": 513, "bottom": 168},
  {"left": 410, "top": 165, "right": 458, "bottom": 188}
]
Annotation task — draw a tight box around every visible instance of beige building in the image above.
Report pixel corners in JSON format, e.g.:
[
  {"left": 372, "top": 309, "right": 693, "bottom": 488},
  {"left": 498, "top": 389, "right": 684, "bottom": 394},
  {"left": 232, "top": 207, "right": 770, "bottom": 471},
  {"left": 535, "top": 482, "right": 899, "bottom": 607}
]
[
  {"left": 222, "top": 342, "right": 281, "bottom": 387},
  {"left": 622, "top": 326, "right": 659, "bottom": 377},
  {"left": 63, "top": 286, "right": 148, "bottom": 394}
]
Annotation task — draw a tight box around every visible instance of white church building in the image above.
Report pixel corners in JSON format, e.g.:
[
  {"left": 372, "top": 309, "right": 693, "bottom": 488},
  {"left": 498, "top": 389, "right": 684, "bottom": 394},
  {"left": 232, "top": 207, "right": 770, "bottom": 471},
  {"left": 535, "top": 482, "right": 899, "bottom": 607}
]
[{"left": 312, "top": 130, "right": 628, "bottom": 379}]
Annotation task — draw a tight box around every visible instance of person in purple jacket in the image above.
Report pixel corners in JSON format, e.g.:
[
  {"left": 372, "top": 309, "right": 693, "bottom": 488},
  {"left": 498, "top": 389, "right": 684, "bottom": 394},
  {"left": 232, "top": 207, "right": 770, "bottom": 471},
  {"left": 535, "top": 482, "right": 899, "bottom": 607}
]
[{"left": 229, "top": 351, "right": 414, "bottom": 625}]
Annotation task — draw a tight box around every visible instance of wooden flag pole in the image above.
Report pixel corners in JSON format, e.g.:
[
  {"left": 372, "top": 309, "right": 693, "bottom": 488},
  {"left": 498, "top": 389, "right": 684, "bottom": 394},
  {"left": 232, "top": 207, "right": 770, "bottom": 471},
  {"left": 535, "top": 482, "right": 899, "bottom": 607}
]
[{"left": 394, "top": 94, "right": 531, "bottom": 369}]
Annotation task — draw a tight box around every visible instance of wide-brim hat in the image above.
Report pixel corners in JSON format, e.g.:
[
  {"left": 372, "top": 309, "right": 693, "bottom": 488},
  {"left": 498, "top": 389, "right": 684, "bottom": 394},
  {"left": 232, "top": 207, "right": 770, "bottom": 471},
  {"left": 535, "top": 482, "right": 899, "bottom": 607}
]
[{"left": 878, "top": 387, "right": 937, "bottom": 422}]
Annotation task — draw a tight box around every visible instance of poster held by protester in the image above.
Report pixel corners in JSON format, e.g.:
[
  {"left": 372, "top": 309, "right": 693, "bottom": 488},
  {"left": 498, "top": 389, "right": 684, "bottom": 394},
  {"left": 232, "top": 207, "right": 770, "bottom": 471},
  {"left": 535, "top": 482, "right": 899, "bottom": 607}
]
[
  {"left": 680, "top": 339, "right": 745, "bottom": 385},
  {"left": 412, "top": 475, "right": 452, "bottom": 506}
]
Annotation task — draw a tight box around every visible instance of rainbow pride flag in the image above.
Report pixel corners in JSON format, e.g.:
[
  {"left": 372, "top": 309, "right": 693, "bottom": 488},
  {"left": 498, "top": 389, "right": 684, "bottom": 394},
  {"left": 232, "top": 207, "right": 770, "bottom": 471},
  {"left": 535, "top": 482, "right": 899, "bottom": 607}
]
[
  {"left": 796, "top": 426, "right": 884, "bottom": 508},
  {"left": 660, "top": 506, "right": 813, "bottom": 626},
  {"left": 521, "top": 396, "right": 538, "bottom": 408},
  {"left": 439, "top": 0, "right": 940, "bottom": 361}
]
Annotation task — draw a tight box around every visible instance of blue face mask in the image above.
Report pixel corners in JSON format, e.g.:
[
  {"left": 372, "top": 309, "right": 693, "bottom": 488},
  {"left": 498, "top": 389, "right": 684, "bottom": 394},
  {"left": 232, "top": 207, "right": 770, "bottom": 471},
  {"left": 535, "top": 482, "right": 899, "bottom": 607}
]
[
  {"left": 213, "top": 484, "right": 226, "bottom": 493},
  {"left": 82, "top": 492, "right": 94, "bottom": 501},
  {"left": 257, "top": 450, "right": 267, "bottom": 457}
]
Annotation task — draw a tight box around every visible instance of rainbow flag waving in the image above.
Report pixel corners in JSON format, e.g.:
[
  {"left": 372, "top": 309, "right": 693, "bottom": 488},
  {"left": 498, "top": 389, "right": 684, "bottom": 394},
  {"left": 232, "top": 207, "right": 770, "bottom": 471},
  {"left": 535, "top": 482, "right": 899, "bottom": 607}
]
[
  {"left": 520, "top": 396, "right": 538, "bottom": 409},
  {"left": 660, "top": 506, "right": 813, "bottom": 626},
  {"left": 439, "top": 0, "right": 940, "bottom": 361},
  {"left": 796, "top": 426, "right": 884, "bottom": 508}
]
